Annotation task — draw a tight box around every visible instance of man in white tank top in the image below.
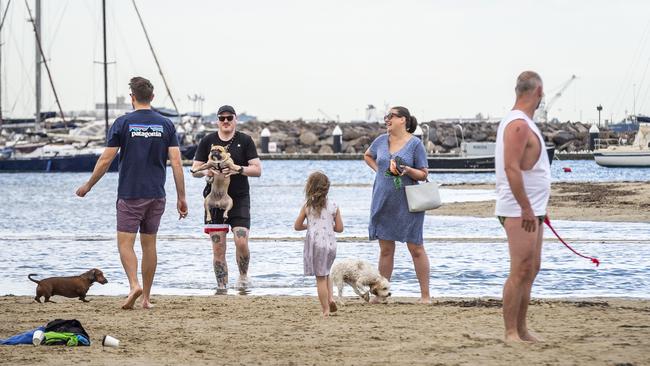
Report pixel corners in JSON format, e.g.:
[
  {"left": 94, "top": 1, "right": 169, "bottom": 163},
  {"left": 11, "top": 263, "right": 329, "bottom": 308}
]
[{"left": 495, "top": 71, "right": 551, "bottom": 343}]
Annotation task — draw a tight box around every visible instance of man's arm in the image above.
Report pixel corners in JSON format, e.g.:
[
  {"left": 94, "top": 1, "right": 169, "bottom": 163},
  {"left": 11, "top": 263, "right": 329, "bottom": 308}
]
[
  {"left": 191, "top": 136, "right": 211, "bottom": 178},
  {"left": 503, "top": 119, "right": 536, "bottom": 232},
  {"left": 235, "top": 157, "right": 261, "bottom": 177},
  {"left": 75, "top": 147, "right": 119, "bottom": 197},
  {"left": 191, "top": 160, "right": 209, "bottom": 177},
  {"left": 169, "top": 146, "right": 188, "bottom": 219}
]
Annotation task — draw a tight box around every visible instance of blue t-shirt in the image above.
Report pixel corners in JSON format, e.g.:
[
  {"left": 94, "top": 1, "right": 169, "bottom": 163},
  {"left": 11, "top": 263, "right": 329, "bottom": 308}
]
[{"left": 107, "top": 109, "right": 179, "bottom": 199}]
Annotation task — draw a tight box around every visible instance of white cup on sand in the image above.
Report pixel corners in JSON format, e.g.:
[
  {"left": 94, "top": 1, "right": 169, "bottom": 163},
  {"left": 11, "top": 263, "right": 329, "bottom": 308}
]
[
  {"left": 102, "top": 335, "right": 120, "bottom": 348},
  {"left": 32, "top": 330, "right": 44, "bottom": 346}
]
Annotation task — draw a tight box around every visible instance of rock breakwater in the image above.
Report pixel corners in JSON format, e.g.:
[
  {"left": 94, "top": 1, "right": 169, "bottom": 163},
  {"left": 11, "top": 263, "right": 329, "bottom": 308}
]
[{"left": 234, "top": 120, "right": 633, "bottom": 154}]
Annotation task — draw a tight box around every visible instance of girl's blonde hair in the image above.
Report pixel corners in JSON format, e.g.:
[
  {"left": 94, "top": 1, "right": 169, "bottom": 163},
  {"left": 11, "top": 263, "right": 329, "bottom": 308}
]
[{"left": 304, "top": 171, "right": 330, "bottom": 216}]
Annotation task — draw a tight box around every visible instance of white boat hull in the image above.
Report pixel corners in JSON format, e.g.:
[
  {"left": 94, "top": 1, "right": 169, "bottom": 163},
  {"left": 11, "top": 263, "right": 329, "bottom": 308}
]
[{"left": 593, "top": 152, "right": 650, "bottom": 167}]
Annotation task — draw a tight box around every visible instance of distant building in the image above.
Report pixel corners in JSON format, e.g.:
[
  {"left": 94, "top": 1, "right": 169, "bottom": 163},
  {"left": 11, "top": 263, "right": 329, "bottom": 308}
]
[
  {"left": 435, "top": 113, "right": 500, "bottom": 124},
  {"left": 204, "top": 111, "right": 257, "bottom": 124},
  {"left": 95, "top": 96, "right": 132, "bottom": 118}
]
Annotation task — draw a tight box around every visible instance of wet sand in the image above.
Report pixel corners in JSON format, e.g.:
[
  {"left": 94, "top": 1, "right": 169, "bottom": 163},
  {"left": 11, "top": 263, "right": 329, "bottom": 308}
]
[
  {"left": 2, "top": 181, "right": 649, "bottom": 365},
  {"left": 1, "top": 295, "right": 649, "bottom": 365},
  {"left": 436, "top": 182, "right": 650, "bottom": 223}
]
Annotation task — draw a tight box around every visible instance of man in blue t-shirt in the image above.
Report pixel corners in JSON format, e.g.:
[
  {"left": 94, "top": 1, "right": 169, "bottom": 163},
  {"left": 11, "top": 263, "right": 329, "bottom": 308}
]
[{"left": 76, "top": 76, "right": 188, "bottom": 310}]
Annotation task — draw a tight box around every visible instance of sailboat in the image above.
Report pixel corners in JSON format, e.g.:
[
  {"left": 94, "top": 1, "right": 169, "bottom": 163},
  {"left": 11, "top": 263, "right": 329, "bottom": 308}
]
[
  {"left": 424, "top": 125, "right": 555, "bottom": 173},
  {"left": 594, "top": 120, "right": 650, "bottom": 167},
  {"left": 0, "top": 0, "right": 118, "bottom": 172}
]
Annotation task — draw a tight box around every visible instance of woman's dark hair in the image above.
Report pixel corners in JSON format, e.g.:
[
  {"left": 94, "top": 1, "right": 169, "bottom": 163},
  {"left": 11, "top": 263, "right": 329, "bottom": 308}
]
[{"left": 393, "top": 106, "right": 418, "bottom": 133}]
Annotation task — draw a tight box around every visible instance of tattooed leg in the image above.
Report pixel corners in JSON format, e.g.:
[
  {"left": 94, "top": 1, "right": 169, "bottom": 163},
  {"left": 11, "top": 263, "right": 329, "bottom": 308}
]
[
  {"left": 233, "top": 227, "right": 250, "bottom": 276},
  {"left": 232, "top": 227, "right": 250, "bottom": 289},
  {"left": 211, "top": 232, "right": 228, "bottom": 290},
  {"left": 238, "top": 254, "right": 250, "bottom": 276},
  {"left": 213, "top": 261, "right": 228, "bottom": 289}
]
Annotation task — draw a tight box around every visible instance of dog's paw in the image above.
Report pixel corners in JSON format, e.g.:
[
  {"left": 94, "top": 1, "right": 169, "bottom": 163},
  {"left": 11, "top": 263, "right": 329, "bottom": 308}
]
[{"left": 362, "top": 292, "right": 370, "bottom": 302}]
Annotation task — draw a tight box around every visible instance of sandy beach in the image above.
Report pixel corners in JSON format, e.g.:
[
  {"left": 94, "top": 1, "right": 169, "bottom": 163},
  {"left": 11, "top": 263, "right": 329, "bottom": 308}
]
[
  {"left": 436, "top": 181, "right": 650, "bottom": 223},
  {"left": 1, "top": 295, "right": 649, "bottom": 365},
  {"left": 2, "top": 181, "right": 648, "bottom": 365}
]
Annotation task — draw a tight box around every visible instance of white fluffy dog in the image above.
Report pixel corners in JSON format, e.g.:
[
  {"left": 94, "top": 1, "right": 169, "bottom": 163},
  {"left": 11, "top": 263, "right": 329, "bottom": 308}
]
[{"left": 330, "top": 259, "right": 391, "bottom": 304}]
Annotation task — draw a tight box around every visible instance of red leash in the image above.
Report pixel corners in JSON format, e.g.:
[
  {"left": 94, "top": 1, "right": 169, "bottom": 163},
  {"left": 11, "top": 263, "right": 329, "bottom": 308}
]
[{"left": 544, "top": 216, "right": 600, "bottom": 267}]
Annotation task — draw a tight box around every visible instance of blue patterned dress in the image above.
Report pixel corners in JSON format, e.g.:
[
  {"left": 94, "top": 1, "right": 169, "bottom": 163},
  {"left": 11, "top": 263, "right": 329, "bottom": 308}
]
[{"left": 368, "top": 134, "right": 428, "bottom": 245}]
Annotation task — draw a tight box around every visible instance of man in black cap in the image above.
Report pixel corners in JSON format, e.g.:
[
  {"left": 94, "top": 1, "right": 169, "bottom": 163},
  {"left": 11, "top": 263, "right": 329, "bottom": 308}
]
[{"left": 192, "top": 105, "right": 262, "bottom": 293}]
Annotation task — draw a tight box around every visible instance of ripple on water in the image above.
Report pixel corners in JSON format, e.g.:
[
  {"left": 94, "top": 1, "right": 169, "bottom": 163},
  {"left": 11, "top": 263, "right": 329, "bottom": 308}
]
[{"left": 1, "top": 161, "right": 650, "bottom": 298}]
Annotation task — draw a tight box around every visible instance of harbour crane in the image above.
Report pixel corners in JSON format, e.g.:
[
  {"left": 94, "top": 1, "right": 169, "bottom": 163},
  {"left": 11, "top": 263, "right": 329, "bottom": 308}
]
[
  {"left": 317, "top": 108, "right": 339, "bottom": 122},
  {"left": 535, "top": 74, "right": 577, "bottom": 123}
]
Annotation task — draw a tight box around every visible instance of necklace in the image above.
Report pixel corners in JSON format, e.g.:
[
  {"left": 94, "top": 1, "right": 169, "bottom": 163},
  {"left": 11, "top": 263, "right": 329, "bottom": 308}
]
[{"left": 218, "top": 131, "right": 238, "bottom": 152}]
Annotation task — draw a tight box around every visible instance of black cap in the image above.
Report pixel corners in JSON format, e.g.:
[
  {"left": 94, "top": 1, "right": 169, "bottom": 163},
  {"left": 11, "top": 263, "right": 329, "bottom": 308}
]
[{"left": 217, "top": 105, "right": 236, "bottom": 115}]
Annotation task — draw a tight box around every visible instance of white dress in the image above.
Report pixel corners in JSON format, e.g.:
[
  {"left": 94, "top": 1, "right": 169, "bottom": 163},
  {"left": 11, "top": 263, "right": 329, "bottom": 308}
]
[{"left": 303, "top": 200, "right": 338, "bottom": 276}]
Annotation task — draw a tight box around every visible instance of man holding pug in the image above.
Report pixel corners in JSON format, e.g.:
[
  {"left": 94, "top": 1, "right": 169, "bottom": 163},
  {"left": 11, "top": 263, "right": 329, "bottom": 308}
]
[{"left": 192, "top": 105, "right": 262, "bottom": 293}]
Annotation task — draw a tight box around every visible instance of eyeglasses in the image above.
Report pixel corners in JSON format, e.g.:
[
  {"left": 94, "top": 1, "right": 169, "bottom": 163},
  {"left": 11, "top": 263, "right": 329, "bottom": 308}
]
[
  {"left": 384, "top": 112, "right": 401, "bottom": 121},
  {"left": 218, "top": 115, "right": 234, "bottom": 122}
]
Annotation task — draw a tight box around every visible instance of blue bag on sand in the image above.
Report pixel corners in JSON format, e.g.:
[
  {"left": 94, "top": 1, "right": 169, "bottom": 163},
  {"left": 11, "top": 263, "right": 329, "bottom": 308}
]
[
  {"left": 0, "top": 326, "right": 45, "bottom": 345},
  {"left": 76, "top": 334, "right": 90, "bottom": 346}
]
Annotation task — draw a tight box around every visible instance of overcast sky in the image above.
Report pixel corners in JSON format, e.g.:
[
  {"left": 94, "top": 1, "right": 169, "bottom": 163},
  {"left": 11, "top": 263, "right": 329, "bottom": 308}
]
[{"left": 2, "top": 0, "right": 650, "bottom": 123}]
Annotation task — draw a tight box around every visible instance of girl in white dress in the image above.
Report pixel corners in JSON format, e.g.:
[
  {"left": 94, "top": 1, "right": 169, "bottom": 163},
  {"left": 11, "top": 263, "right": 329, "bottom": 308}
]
[{"left": 294, "top": 171, "right": 344, "bottom": 317}]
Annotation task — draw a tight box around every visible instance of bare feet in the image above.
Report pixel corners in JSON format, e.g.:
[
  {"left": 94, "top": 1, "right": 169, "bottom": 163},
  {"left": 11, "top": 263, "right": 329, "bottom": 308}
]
[
  {"left": 322, "top": 312, "right": 330, "bottom": 319},
  {"left": 142, "top": 299, "right": 155, "bottom": 309},
  {"left": 236, "top": 276, "right": 249, "bottom": 289},
  {"left": 329, "top": 301, "right": 337, "bottom": 313},
  {"left": 504, "top": 332, "right": 525, "bottom": 343},
  {"left": 416, "top": 297, "right": 432, "bottom": 304},
  {"left": 122, "top": 287, "right": 142, "bottom": 310},
  {"left": 505, "top": 331, "right": 535, "bottom": 343},
  {"left": 519, "top": 330, "right": 543, "bottom": 343},
  {"left": 236, "top": 277, "right": 251, "bottom": 295}
]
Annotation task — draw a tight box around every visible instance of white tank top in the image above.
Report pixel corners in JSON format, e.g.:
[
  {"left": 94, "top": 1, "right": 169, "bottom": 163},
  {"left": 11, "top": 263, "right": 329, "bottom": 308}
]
[{"left": 494, "top": 110, "right": 551, "bottom": 217}]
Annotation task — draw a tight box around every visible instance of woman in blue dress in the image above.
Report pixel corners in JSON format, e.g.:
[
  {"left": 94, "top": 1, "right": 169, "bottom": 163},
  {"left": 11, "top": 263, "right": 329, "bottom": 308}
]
[{"left": 364, "top": 106, "right": 431, "bottom": 303}]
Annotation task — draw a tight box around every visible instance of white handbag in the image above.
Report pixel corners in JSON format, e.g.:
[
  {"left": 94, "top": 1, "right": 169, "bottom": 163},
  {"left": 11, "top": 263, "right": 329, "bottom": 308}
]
[{"left": 405, "top": 180, "right": 441, "bottom": 212}]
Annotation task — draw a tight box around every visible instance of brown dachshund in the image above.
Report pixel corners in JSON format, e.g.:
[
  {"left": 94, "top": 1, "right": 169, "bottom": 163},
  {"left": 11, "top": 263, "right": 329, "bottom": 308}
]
[{"left": 28, "top": 268, "right": 108, "bottom": 303}]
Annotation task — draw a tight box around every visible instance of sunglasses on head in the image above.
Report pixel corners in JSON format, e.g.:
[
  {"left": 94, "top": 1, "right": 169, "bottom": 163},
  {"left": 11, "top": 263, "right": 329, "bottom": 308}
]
[
  {"left": 384, "top": 112, "right": 401, "bottom": 121},
  {"left": 218, "top": 115, "right": 234, "bottom": 122}
]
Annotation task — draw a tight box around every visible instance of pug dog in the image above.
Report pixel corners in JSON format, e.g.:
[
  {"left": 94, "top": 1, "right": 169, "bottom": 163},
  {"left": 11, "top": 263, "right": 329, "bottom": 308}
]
[{"left": 190, "top": 144, "right": 237, "bottom": 222}]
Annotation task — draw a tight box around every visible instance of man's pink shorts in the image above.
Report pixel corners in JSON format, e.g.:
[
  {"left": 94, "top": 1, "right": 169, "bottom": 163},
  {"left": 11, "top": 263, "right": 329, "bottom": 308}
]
[{"left": 116, "top": 198, "right": 166, "bottom": 234}]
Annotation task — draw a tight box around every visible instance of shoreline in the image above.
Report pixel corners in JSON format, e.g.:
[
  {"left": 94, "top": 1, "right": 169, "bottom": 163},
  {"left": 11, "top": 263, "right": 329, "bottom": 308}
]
[
  {"left": 1, "top": 295, "right": 648, "bottom": 365},
  {"left": 435, "top": 181, "right": 650, "bottom": 223},
  {"left": 180, "top": 151, "right": 596, "bottom": 165}
]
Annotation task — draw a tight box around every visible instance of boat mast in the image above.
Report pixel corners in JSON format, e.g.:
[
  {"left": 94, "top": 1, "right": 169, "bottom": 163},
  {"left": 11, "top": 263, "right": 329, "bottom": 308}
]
[
  {"left": 131, "top": 0, "right": 179, "bottom": 118},
  {"left": 25, "top": 0, "right": 66, "bottom": 128},
  {"left": 102, "top": 0, "right": 108, "bottom": 143},
  {"left": 34, "top": 0, "right": 40, "bottom": 130},
  {"left": 0, "top": 0, "right": 9, "bottom": 127}
]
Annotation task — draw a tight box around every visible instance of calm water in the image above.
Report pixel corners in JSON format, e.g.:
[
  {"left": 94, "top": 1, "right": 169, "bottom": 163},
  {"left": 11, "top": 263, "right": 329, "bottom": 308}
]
[{"left": 1, "top": 160, "right": 649, "bottom": 298}]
